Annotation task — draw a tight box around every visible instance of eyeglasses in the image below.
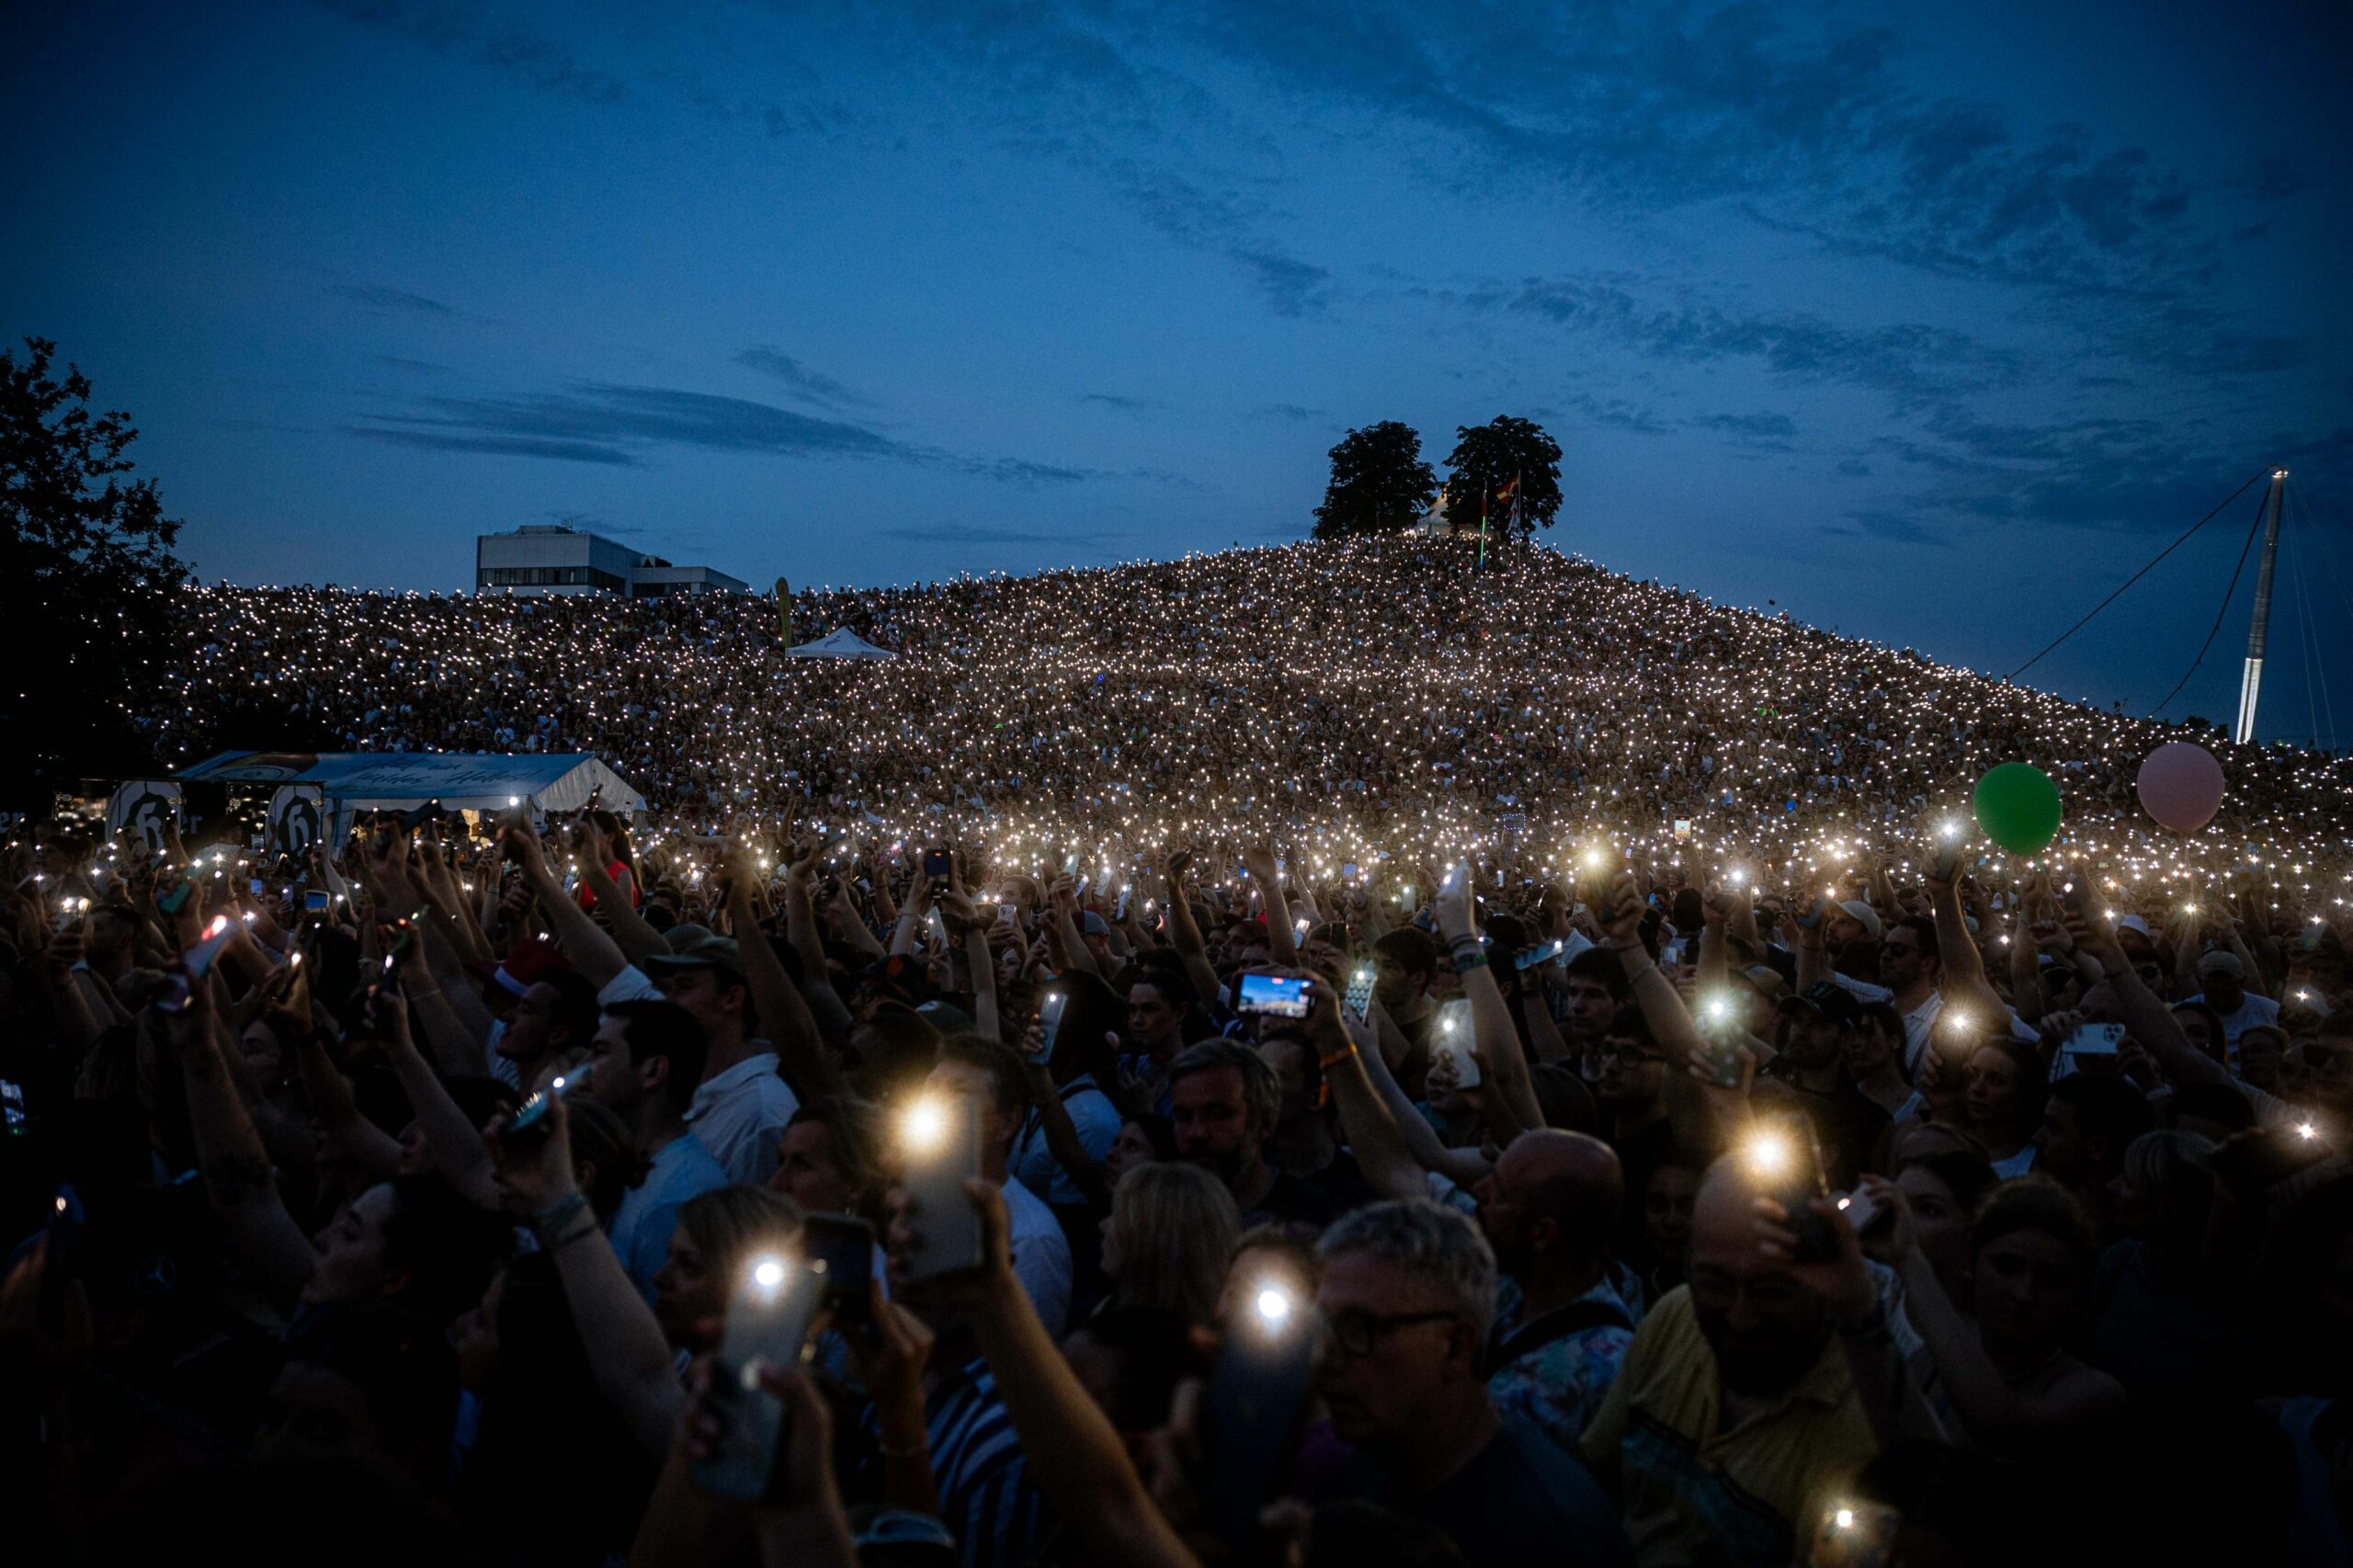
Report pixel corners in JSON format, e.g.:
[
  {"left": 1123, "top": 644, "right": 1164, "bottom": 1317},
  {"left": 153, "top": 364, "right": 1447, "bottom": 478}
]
[
  {"left": 1325, "top": 1307, "right": 1462, "bottom": 1360},
  {"left": 1880, "top": 940, "right": 1922, "bottom": 958}
]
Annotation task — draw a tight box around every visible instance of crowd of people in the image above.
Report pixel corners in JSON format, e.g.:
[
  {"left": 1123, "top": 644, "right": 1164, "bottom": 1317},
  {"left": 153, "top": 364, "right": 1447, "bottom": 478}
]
[{"left": 3, "top": 536, "right": 2352, "bottom": 1565}]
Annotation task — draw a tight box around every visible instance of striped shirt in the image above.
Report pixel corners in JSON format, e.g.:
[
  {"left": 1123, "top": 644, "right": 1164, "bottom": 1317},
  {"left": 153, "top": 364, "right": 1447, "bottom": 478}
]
[{"left": 871, "top": 1358, "right": 1051, "bottom": 1568}]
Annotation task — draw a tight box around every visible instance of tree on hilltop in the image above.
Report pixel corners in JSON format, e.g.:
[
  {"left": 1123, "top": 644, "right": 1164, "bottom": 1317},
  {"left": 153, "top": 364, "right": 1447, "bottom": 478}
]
[
  {"left": 1441, "top": 415, "right": 1563, "bottom": 540},
  {"left": 1314, "top": 420, "right": 1438, "bottom": 539}
]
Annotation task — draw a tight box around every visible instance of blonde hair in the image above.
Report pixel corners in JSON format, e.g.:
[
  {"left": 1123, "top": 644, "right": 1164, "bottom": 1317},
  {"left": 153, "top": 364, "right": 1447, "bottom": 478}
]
[{"left": 1108, "top": 1163, "right": 1240, "bottom": 1325}]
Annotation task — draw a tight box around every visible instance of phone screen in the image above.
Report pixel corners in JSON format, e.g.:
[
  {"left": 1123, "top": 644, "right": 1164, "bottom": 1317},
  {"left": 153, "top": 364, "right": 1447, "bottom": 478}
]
[
  {"left": 694, "top": 1253, "right": 824, "bottom": 1501},
  {"left": 1033, "top": 991, "right": 1067, "bottom": 1064},
  {"left": 2, "top": 1079, "right": 27, "bottom": 1136},
  {"left": 801, "top": 1213, "right": 877, "bottom": 1323},
  {"left": 1432, "top": 1004, "right": 1481, "bottom": 1086},
  {"left": 1235, "top": 972, "right": 1311, "bottom": 1018},
  {"left": 898, "top": 1095, "right": 984, "bottom": 1282},
  {"left": 1516, "top": 937, "right": 1566, "bottom": 971},
  {"left": 923, "top": 848, "right": 952, "bottom": 882}
]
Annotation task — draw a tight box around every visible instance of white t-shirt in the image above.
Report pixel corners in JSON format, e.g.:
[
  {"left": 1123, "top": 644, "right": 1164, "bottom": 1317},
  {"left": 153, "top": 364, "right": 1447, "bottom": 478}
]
[{"left": 2187, "top": 989, "right": 2281, "bottom": 1069}]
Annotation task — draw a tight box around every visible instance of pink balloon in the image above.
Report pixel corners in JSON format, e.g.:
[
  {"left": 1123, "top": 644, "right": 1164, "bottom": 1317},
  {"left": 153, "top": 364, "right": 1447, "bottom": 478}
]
[{"left": 2136, "top": 742, "right": 2225, "bottom": 834}]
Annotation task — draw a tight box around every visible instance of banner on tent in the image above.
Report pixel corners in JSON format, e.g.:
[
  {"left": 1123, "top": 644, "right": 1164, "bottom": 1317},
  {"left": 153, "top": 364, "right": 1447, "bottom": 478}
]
[
  {"left": 268, "top": 785, "right": 327, "bottom": 855},
  {"left": 108, "top": 780, "right": 183, "bottom": 852}
]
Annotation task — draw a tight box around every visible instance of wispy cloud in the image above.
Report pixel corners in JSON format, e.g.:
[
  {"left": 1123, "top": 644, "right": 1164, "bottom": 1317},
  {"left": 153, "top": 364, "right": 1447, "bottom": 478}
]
[
  {"left": 335, "top": 283, "right": 453, "bottom": 316},
  {"left": 312, "top": 1, "right": 626, "bottom": 103},
  {"left": 734, "top": 347, "right": 875, "bottom": 411},
  {"left": 346, "top": 380, "right": 1092, "bottom": 485}
]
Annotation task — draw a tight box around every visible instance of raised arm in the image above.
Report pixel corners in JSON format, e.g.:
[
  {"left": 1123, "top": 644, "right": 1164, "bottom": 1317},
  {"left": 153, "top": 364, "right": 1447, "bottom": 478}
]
[
  {"left": 1159, "top": 854, "right": 1223, "bottom": 1017},
  {"left": 574, "top": 826, "right": 676, "bottom": 973},
  {"left": 2069, "top": 911, "right": 2226, "bottom": 1089},
  {"left": 376, "top": 988, "right": 503, "bottom": 1209},
  {"left": 167, "top": 989, "right": 321, "bottom": 1309},
  {"left": 1432, "top": 863, "right": 1545, "bottom": 1137},
  {"left": 920, "top": 1178, "right": 1202, "bottom": 1568},
  {"left": 1243, "top": 846, "right": 1299, "bottom": 969},
  {"left": 506, "top": 824, "right": 628, "bottom": 990},
  {"left": 487, "top": 1092, "right": 685, "bottom": 1455},
  {"left": 277, "top": 967, "right": 403, "bottom": 1182},
  {"left": 1923, "top": 844, "right": 2004, "bottom": 1020},
  {"left": 724, "top": 848, "right": 846, "bottom": 1104}
]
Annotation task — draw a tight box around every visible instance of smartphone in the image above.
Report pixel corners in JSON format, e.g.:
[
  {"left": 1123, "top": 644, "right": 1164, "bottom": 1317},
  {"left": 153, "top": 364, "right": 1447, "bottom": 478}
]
[
  {"left": 1034, "top": 990, "right": 1067, "bottom": 1066},
  {"left": 2214, "top": 1120, "right": 2336, "bottom": 1187},
  {"left": 1439, "top": 861, "right": 1466, "bottom": 897},
  {"left": 1342, "top": 966, "right": 1376, "bottom": 1023},
  {"left": 897, "top": 1094, "right": 984, "bottom": 1283},
  {"left": 923, "top": 847, "right": 952, "bottom": 884},
  {"left": 304, "top": 890, "right": 330, "bottom": 913},
  {"left": 801, "top": 1213, "right": 876, "bottom": 1329},
  {"left": 2, "top": 1078, "right": 27, "bottom": 1137},
  {"left": 155, "top": 915, "right": 238, "bottom": 1013},
  {"left": 1835, "top": 1188, "right": 1886, "bottom": 1238},
  {"left": 1694, "top": 996, "right": 1746, "bottom": 1087},
  {"left": 1234, "top": 971, "right": 1312, "bottom": 1019},
  {"left": 1432, "top": 1003, "right": 1481, "bottom": 1087},
  {"left": 158, "top": 882, "right": 193, "bottom": 916},
  {"left": 1115, "top": 886, "right": 1131, "bottom": 921},
  {"left": 40, "top": 1183, "right": 84, "bottom": 1336},
  {"left": 1199, "top": 1277, "right": 1323, "bottom": 1549},
  {"left": 1062, "top": 852, "right": 1080, "bottom": 878},
  {"left": 1794, "top": 898, "right": 1822, "bottom": 930},
  {"left": 1808, "top": 1499, "right": 1901, "bottom": 1568},
  {"left": 693, "top": 1251, "right": 825, "bottom": 1501},
  {"left": 1749, "top": 1116, "right": 1836, "bottom": 1261},
  {"left": 248, "top": 878, "right": 267, "bottom": 897},
  {"left": 1517, "top": 937, "right": 1567, "bottom": 971},
  {"left": 499, "top": 1068, "right": 591, "bottom": 1147},
  {"left": 388, "top": 904, "right": 430, "bottom": 963},
  {"left": 2065, "top": 1022, "right": 2125, "bottom": 1057}
]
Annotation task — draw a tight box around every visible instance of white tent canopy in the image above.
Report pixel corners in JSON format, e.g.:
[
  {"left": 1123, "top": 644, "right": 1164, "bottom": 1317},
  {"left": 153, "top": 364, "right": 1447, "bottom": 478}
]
[
  {"left": 788, "top": 627, "right": 898, "bottom": 660},
  {"left": 176, "top": 751, "right": 648, "bottom": 815}
]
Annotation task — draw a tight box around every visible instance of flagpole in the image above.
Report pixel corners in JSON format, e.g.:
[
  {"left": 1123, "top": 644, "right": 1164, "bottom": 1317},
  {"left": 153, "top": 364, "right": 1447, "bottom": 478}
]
[{"left": 1478, "top": 485, "right": 1488, "bottom": 569}]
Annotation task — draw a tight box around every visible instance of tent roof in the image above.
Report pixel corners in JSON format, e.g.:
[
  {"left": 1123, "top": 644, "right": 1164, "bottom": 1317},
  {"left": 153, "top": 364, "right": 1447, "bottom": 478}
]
[
  {"left": 788, "top": 626, "right": 898, "bottom": 659},
  {"left": 174, "top": 751, "right": 647, "bottom": 814}
]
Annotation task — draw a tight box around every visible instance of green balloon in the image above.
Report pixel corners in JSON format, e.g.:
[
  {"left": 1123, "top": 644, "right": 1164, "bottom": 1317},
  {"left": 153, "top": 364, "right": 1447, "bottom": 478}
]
[{"left": 1972, "top": 763, "right": 2063, "bottom": 856}]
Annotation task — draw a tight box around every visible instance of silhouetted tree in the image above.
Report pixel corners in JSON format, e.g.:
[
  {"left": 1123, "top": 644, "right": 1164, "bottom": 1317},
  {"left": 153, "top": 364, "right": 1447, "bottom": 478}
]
[
  {"left": 1, "top": 337, "right": 187, "bottom": 807},
  {"left": 1313, "top": 420, "right": 1438, "bottom": 539},
  {"left": 1440, "top": 416, "right": 1563, "bottom": 540}
]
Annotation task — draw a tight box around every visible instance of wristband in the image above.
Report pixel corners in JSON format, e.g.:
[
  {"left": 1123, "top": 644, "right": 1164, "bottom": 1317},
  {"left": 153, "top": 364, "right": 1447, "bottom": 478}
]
[
  {"left": 530, "top": 1192, "right": 589, "bottom": 1232},
  {"left": 547, "top": 1221, "right": 603, "bottom": 1252},
  {"left": 1318, "top": 1043, "right": 1358, "bottom": 1071},
  {"left": 1451, "top": 950, "right": 1490, "bottom": 972}
]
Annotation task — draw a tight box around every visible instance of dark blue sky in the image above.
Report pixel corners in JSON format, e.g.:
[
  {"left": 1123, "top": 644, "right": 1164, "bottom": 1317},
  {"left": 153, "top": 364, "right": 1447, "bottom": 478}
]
[{"left": 6, "top": 1, "right": 2347, "bottom": 740}]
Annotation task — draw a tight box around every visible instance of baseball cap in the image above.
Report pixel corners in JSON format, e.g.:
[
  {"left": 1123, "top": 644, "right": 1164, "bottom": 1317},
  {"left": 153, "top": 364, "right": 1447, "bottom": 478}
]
[
  {"left": 1739, "top": 964, "right": 1790, "bottom": 1003},
  {"left": 472, "top": 935, "right": 574, "bottom": 997},
  {"left": 1779, "top": 981, "right": 1860, "bottom": 1023},
  {"left": 1080, "top": 911, "right": 1109, "bottom": 936},
  {"left": 2117, "top": 915, "right": 2154, "bottom": 940},
  {"left": 914, "top": 999, "right": 974, "bottom": 1035},
  {"left": 643, "top": 936, "right": 746, "bottom": 985},
  {"left": 1836, "top": 901, "right": 1884, "bottom": 940},
  {"left": 862, "top": 951, "right": 935, "bottom": 1005},
  {"left": 2197, "top": 949, "right": 2245, "bottom": 980}
]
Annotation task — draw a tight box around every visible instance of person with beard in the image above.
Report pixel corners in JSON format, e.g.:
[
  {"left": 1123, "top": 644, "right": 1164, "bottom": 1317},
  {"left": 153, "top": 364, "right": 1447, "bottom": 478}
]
[
  {"left": 1165, "top": 1038, "right": 1340, "bottom": 1233},
  {"left": 1579, "top": 1153, "right": 1915, "bottom": 1568},
  {"left": 1474, "top": 1130, "right": 1642, "bottom": 1453},
  {"left": 1762, "top": 986, "right": 1890, "bottom": 1188}
]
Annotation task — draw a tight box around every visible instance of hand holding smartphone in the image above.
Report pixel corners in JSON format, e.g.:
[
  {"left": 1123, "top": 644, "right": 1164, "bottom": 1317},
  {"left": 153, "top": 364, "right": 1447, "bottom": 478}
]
[
  {"left": 1234, "top": 971, "right": 1312, "bottom": 1019},
  {"left": 692, "top": 1250, "right": 824, "bottom": 1500}
]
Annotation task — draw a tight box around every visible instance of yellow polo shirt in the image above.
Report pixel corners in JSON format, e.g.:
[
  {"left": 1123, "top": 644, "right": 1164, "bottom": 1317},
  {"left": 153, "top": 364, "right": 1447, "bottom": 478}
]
[{"left": 1579, "top": 1285, "right": 1876, "bottom": 1567}]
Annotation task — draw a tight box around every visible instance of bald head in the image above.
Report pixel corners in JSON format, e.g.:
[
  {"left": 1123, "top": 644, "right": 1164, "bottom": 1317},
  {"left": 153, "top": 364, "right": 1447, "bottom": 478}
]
[
  {"left": 1686, "top": 1155, "right": 1831, "bottom": 1397},
  {"left": 1494, "top": 1130, "right": 1622, "bottom": 1263}
]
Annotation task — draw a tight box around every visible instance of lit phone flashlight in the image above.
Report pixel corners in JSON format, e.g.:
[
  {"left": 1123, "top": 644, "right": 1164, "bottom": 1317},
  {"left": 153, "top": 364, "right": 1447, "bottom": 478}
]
[
  {"left": 1199, "top": 1278, "right": 1322, "bottom": 1549},
  {"left": 692, "top": 1250, "right": 824, "bottom": 1501}
]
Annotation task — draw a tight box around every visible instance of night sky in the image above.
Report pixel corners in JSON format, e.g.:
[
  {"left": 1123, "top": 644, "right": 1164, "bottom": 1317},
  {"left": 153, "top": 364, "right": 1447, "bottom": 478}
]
[{"left": 6, "top": 2, "right": 2347, "bottom": 741}]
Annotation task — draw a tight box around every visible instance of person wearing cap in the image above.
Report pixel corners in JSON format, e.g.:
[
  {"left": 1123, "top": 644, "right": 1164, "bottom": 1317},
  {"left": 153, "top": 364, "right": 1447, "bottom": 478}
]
[
  {"left": 1764, "top": 985, "right": 1890, "bottom": 1188},
  {"left": 2186, "top": 949, "right": 2280, "bottom": 1064},
  {"left": 643, "top": 937, "right": 801, "bottom": 1186}
]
